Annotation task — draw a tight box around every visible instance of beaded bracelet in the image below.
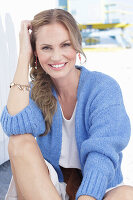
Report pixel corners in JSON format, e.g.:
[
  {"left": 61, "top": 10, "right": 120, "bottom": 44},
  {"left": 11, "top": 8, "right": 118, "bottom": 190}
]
[{"left": 10, "top": 82, "right": 31, "bottom": 91}]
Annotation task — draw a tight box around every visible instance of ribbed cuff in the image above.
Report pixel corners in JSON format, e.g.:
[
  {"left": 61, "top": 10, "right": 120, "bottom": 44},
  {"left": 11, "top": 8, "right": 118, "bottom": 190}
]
[
  {"left": 76, "top": 168, "right": 108, "bottom": 200},
  {"left": 0, "top": 99, "right": 45, "bottom": 137}
]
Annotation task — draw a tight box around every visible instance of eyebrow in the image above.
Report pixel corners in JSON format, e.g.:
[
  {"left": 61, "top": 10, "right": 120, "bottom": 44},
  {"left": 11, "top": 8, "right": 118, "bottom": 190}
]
[{"left": 40, "top": 40, "right": 71, "bottom": 46}]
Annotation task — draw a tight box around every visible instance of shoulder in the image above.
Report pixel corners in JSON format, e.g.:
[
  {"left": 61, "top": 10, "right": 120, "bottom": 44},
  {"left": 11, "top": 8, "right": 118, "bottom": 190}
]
[
  {"left": 78, "top": 66, "right": 121, "bottom": 93},
  {"left": 77, "top": 66, "right": 123, "bottom": 107}
]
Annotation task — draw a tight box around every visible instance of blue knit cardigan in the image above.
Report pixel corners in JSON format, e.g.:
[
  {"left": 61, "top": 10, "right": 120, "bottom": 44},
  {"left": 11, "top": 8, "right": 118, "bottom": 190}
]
[{"left": 1, "top": 66, "right": 131, "bottom": 200}]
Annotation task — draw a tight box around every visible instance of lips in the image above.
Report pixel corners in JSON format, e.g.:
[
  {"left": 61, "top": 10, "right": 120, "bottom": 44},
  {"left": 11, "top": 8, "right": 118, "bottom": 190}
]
[
  {"left": 49, "top": 62, "right": 67, "bottom": 68},
  {"left": 48, "top": 62, "right": 68, "bottom": 71}
]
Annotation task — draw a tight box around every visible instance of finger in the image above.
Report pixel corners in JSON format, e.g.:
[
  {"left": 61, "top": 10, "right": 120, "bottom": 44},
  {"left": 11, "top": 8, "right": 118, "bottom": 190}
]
[{"left": 21, "top": 20, "right": 32, "bottom": 31}]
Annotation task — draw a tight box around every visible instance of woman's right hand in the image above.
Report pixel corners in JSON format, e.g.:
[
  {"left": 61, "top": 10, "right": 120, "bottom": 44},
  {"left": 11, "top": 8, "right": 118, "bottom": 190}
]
[{"left": 19, "top": 20, "right": 33, "bottom": 65}]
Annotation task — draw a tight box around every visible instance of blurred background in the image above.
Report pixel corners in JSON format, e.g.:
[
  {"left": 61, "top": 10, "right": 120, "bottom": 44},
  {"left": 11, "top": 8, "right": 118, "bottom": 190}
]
[{"left": 0, "top": 0, "right": 133, "bottom": 199}]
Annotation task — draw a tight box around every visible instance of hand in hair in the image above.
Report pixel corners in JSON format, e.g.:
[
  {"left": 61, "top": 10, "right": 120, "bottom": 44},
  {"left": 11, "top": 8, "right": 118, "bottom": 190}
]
[{"left": 19, "top": 20, "right": 33, "bottom": 64}]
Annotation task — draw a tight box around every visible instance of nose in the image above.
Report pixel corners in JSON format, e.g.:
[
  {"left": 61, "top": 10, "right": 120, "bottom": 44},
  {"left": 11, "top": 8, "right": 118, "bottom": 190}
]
[{"left": 51, "top": 49, "right": 63, "bottom": 62}]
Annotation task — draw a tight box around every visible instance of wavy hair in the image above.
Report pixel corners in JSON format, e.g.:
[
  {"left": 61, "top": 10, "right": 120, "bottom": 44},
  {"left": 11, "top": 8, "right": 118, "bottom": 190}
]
[{"left": 30, "top": 8, "right": 86, "bottom": 136}]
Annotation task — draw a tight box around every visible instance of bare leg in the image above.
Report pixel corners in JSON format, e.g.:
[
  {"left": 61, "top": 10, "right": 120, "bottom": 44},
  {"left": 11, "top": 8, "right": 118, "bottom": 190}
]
[
  {"left": 103, "top": 185, "right": 133, "bottom": 200},
  {"left": 10, "top": 159, "right": 25, "bottom": 200},
  {"left": 8, "top": 134, "right": 61, "bottom": 200}
]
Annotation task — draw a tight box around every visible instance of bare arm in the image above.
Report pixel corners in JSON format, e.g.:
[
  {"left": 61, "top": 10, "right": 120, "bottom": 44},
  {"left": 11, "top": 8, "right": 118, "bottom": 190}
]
[{"left": 7, "top": 20, "right": 33, "bottom": 116}]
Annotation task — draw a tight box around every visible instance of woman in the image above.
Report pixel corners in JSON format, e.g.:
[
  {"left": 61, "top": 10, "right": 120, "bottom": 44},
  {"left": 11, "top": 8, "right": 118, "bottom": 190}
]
[{"left": 1, "top": 8, "right": 133, "bottom": 200}]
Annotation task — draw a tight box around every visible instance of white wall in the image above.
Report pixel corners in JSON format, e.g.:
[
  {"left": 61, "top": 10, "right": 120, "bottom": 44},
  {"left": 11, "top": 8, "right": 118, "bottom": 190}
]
[{"left": 0, "top": 0, "right": 58, "bottom": 165}]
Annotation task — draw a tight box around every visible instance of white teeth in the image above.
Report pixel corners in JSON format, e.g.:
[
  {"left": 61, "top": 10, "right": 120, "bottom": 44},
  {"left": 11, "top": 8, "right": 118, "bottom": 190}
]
[{"left": 50, "top": 63, "right": 65, "bottom": 68}]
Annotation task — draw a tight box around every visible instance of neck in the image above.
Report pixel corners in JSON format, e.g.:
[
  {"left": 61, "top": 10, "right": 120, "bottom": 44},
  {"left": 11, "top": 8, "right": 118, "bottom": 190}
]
[{"left": 52, "top": 68, "right": 80, "bottom": 100}]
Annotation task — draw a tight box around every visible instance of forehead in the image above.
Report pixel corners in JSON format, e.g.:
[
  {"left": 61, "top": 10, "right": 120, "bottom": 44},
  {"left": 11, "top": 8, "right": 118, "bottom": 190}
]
[{"left": 35, "top": 23, "right": 70, "bottom": 44}]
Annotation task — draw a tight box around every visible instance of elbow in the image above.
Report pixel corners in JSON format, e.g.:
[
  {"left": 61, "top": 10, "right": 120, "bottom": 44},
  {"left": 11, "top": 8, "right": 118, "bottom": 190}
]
[{"left": 8, "top": 133, "right": 36, "bottom": 159}]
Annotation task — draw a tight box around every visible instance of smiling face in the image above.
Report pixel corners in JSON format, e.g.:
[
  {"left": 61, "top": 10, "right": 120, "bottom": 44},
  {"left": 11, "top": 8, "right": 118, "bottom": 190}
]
[{"left": 35, "top": 22, "right": 77, "bottom": 80}]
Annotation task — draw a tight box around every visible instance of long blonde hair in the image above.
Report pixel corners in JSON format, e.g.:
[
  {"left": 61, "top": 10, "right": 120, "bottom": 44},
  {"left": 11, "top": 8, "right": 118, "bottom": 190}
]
[{"left": 30, "top": 8, "right": 86, "bottom": 136}]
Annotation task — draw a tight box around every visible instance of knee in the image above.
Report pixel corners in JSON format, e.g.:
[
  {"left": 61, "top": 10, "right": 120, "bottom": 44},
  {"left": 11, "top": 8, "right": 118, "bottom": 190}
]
[
  {"left": 123, "top": 185, "right": 133, "bottom": 200},
  {"left": 119, "top": 185, "right": 133, "bottom": 200},
  {"left": 104, "top": 185, "right": 133, "bottom": 200},
  {"left": 8, "top": 133, "right": 36, "bottom": 158}
]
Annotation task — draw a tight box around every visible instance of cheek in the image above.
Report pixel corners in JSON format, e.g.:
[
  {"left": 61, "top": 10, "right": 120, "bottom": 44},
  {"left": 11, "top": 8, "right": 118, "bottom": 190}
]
[
  {"left": 38, "top": 54, "right": 50, "bottom": 65},
  {"left": 36, "top": 47, "right": 50, "bottom": 64},
  {"left": 65, "top": 49, "right": 76, "bottom": 60}
]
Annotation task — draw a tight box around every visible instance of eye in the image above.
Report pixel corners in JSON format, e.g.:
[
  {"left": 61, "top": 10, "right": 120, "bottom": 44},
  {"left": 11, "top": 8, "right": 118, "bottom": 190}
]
[
  {"left": 62, "top": 43, "right": 71, "bottom": 47},
  {"left": 42, "top": 46, "right": 51, "bottom": 50}
]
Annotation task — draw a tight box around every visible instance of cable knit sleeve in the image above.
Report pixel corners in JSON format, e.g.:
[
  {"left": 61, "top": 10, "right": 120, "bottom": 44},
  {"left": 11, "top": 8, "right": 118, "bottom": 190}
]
[
  {"left": 0, "top": 92, "right": 45, "bottom": 137},
  {"left": 76, "top": 74, "right": 131, "bottom": 200}
]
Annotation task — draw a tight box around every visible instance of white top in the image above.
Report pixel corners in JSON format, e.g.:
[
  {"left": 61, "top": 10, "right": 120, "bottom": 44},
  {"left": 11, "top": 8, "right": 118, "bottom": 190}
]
[{"left": 59, "top": 103, "right": 81, "bottom": 169}]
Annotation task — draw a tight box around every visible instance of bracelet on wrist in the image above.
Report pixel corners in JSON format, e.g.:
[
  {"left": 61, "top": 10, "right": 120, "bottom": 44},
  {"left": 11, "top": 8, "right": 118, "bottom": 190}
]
[{"left": 10, "top": 82, "right": 30, "bottom": 91}]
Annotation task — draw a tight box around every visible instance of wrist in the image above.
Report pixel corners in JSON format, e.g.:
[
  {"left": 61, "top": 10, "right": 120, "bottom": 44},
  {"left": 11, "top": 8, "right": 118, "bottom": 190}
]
[{"left": 13, "top": 57, "right": 30, "bottom": 84}]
